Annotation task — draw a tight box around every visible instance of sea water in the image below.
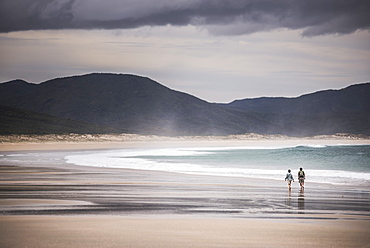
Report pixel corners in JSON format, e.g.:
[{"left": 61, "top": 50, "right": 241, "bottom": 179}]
[
  {"left": 62, "top": 144, "right": 370, "bottom": 186},
  {"left": 1, "top": 144, "right": 369, "bottom": 186}
]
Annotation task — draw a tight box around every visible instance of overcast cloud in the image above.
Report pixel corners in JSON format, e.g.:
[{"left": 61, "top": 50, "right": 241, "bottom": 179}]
[
  {"left": 1, "top": 0, "right": 369, "bottom": 36},
  {"left": 0, "top": 1, "right": 369, "bottom": 102}
]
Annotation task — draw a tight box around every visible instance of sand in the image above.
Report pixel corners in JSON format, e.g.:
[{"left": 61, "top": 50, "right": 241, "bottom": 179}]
[
  {"left": 1, "top": 137, "right": 369, "bottom": 152},
  {"left": 1, "top": 137, "right": 370, "bottom": 247},
  {"left": 1, "top": 215, "right": 369, "bottom": 248}
]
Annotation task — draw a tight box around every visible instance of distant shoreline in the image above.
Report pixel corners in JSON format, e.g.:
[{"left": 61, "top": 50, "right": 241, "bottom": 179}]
[
  {"left": 1, "top": 133, "right": 369, "bottom": 152},
  {"left": 1, "top": 132, "right": 369, "bottom": 143}
]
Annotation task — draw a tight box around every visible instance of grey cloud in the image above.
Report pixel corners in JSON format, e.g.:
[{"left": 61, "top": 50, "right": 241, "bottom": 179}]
[
  {"left": 0, "top": 0, "right": 75, "bottom": 31},
  {"left": 0, "top": 0, "right": 369, "bottom": 36}
]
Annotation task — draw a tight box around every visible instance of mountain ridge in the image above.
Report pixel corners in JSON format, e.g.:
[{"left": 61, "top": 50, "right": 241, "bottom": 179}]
[
  {"left": 226, "top": 83, "right": 370, "bottom": 114},
  {"left": 0, "top": 73, "right": 369, "bottom": 136}
]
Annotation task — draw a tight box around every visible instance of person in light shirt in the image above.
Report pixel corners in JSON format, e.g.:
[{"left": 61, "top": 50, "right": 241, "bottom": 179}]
[{"left": 285, "top": 169, "right": 294, "bottom": 190}]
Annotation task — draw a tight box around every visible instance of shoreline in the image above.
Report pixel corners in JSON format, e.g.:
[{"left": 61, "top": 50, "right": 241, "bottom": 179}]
[
  {"left": 1, "top": 137, "right": 369, "bottom": 247},
  {"left": 1, "top": 150, "right": 369, "bottom": 217}
]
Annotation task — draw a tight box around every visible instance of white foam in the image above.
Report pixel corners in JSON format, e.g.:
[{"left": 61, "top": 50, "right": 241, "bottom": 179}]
[
  {"left": 65, "top": 147, "right": 370, "bottom": 186},
  {"left": 296, "top": 144, "right": 327, "bottom": 148}
]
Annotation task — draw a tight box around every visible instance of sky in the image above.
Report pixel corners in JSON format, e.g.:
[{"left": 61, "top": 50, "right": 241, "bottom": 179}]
[{"left": 0, "top": 0, "right": 369, "bottom": 103}]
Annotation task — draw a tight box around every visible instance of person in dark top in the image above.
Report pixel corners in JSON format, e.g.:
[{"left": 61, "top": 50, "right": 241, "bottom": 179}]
[{"left": 298, "top": 167, "right": 305, "bottom": 189}]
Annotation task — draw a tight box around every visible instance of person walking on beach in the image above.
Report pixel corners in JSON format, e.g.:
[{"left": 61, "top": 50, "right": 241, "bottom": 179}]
[
  {"left": 285, "top": 169, "right": 294, "bottom": 190},
  {"left": 298, "top": 167, "right": 305, "bottom": 189}
]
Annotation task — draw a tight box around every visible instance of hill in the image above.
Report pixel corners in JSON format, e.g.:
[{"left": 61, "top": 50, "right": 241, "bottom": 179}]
[
  {"left": 0, "top": 73, "right": 369, "bottom": 136},
  {"left": 224, "top": 83, "right": 370, "bottom": 136},
  {"left": 0, "top": 74, "right": 277, "bottom": 135},
  {"left": 0, "top": 105, "right": 124, "bottom": 135},
  {"left": 226, "top": 83, "right": 370, "bottom": 114}
]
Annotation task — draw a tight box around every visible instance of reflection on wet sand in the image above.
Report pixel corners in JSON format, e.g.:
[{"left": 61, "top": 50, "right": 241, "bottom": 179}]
[
  {"left": 298, "top": 189, "right": 305, "bottom": 213},
  {"left": 284, "top": 189, "right": 305, "bottom": 213},
  {"left": 285, "top": 190, "right": 292, "bottom": 209}
]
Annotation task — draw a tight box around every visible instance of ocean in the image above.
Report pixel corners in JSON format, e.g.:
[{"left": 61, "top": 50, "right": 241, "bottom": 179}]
[
  {"left": 63, "top": 144, "right": 370, "bottom": 186},
  {"left": 1, "top": 144, "right": 369, "bottom": 187}
]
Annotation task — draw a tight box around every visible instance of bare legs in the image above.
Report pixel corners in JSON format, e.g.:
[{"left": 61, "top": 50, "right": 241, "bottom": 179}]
[{"left": 287, "top": 180, "right": 293, "bottom": 190}]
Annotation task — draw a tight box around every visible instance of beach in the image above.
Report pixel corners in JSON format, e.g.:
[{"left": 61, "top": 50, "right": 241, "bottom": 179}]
[
  {"left": 1, "top": 135, "right": 370, "bottom": 247},
  {"left": 2, "top": 215, "right": 369, "bottom": 248}
]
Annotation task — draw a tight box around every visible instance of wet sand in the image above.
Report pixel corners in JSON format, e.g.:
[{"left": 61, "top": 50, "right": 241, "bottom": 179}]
[{"left": 1, "top": 138, "right": 370, "bottom": 247}]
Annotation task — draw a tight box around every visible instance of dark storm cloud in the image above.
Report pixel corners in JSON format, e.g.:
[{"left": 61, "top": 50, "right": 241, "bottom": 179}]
[{"left": 1, "top": 0, "right": 369, "bottom": 36}]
